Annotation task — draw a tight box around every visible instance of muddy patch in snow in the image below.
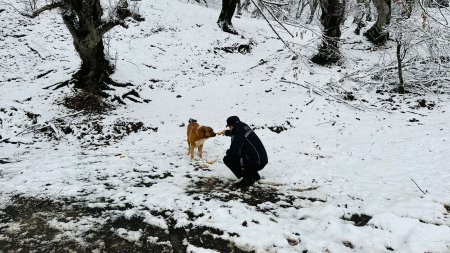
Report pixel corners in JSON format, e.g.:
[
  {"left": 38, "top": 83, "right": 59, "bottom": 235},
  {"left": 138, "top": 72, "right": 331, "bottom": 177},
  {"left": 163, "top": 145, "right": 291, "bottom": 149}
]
[
  {"left": 185, "top": 177, "right": 325, "bottom": 210},
  {"left": 341, "top": 213, "right": 373, "bottom": 227},
  {"left": 0, "top": 195, "right": 256, "bottom": 253},
  {"left": 0, "top": 106, "right": 156, "bottom": 148}
]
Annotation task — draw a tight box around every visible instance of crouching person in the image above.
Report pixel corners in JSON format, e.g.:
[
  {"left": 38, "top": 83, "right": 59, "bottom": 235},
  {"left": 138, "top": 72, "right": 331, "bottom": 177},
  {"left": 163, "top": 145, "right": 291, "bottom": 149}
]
[{"left": 219, "top": 116, "right": 268, "bottom": 188}]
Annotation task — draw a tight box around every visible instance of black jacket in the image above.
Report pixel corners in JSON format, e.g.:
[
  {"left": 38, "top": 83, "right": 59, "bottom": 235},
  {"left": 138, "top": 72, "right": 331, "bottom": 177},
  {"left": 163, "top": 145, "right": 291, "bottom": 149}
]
[{"left": 225, "top": 122, "right": 268, "bottom": 167}]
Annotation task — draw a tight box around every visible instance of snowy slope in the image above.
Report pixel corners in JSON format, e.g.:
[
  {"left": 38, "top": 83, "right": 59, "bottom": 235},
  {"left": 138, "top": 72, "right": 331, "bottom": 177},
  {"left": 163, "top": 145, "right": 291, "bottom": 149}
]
[{"left": 1, "top": 0, "right": 450, "bottom": 252}]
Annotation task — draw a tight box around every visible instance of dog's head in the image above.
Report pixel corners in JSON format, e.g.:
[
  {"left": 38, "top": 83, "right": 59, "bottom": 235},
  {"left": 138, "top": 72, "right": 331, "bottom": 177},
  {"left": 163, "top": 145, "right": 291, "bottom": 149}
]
[{"left": 199, "top": 126, "right": 216, "bottom": 138}]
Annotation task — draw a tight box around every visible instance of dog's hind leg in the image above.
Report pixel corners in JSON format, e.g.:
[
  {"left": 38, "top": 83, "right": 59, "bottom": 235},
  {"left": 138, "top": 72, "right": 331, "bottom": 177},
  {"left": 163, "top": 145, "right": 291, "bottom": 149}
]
[
  {"left": 187, "top": 140, "right": 191, "bottom": 155},
  {"left": 190, "top": 144, "right": 195, "bottom": 160}
]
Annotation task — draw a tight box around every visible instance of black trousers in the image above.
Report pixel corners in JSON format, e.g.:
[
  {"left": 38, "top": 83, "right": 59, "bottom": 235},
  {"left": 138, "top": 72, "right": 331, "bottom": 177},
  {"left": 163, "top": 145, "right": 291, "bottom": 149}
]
[
  {"left": 223, "top": 155, "right": 264, "bottom": 179},
  {"left": 218, "top": 0, "right": 239, "bottom": 24}
]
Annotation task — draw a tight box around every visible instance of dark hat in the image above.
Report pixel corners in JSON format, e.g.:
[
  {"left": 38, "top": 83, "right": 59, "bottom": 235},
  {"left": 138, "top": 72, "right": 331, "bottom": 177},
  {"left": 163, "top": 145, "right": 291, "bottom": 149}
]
[{"left": 226, "top": 116, "right": 240, "bottom": 127}]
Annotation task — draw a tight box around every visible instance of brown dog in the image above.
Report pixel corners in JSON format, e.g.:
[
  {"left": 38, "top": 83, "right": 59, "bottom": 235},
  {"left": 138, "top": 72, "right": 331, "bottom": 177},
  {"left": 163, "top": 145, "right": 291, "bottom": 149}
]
[{"left": 187, "top": 119, "right": 216, "bottom": 160}]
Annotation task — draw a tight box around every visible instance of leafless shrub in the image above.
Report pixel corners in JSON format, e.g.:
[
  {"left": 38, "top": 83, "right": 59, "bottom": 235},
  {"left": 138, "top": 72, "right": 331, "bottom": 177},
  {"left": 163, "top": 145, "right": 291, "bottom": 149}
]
[{"left": 355, "top": 8, "right": 450, "bottom": 94}]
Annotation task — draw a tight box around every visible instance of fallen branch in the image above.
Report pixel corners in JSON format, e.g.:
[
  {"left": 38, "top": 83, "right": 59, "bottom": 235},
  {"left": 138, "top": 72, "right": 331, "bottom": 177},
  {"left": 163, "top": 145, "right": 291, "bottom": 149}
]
[
  {"left": 112, "top": 95, "right": 126, "bottom": 105},
  {"left": 36, "top": 70, "right": 54, "bottom": 79},
  {"left": 281, "top": 79, "right": 365, "bottom": 111},
  {"left": 0, "top": 111, "right": 84, "bottom": 144},
  {"left": 43, "top": 79, "right": 72, "bottom": 90},
  {"left": 260, "top": 1, "right": 294, "bottom": 38},
  {"left": 26, "top": 44, "right": 43, "bottom": 59},
  {"left": 411, "top": 178, "right": 427, "bottom": 195},
  {"left": 250, "top": 0, "right": 289, "bottom": 48},
  {"left": 261, "top": 0, "right": 289, "bottom": 6},
  {"left": 403, "top": 110, "right": 428, "bottom": 117},
  {"left": 315, "top": 120, "right": 336, "bottom": 126},
  {"left": 305, "top": 98, "right": 314, "bottom": 106}
]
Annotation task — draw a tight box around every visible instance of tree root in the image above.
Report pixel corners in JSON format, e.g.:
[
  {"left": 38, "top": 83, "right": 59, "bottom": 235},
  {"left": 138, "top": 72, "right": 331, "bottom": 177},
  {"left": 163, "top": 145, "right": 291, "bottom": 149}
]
[
  {"left": 364, "top": 26, "right": 389, "bottom": 46},
  {"left": 43, "top": 80, "right": 71, "bottom": 90},
  {"left": 43, "top": 71, "right": 146, "bottom": 107}
]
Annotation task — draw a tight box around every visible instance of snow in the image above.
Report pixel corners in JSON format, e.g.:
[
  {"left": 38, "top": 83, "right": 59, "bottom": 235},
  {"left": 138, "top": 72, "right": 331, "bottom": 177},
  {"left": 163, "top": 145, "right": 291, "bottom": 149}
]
[
  {"left": 1, "top": 0, "right": 450, "bottom": 252},
  {"left": 115, "top": 228, "right": 142, "bottom": 243}
]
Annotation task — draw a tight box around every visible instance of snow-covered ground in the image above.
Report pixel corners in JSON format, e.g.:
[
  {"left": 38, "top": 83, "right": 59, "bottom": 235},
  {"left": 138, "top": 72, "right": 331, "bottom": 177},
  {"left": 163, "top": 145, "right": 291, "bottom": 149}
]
[{"left": 1, "top": 0, "right": 450, "bottom": 252}]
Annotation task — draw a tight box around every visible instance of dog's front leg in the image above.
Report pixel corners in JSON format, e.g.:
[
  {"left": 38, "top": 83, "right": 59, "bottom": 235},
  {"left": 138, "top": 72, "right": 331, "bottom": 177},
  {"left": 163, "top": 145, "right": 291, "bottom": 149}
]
[{"left": 198, "top": 144, "right": 203, "bottom": 160}]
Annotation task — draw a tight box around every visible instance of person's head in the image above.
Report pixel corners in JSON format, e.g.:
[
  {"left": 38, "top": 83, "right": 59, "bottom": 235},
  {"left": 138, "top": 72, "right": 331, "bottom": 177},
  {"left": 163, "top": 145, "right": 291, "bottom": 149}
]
[{"left": 226, "top": 116, "right": 240, "bottom": 130}]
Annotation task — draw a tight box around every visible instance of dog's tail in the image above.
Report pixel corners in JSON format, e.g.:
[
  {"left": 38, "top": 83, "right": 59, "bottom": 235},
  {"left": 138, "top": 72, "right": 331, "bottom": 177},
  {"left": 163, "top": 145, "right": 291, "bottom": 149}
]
[{"left": 188, "top": 118, "right": 197, "bottom": 123}]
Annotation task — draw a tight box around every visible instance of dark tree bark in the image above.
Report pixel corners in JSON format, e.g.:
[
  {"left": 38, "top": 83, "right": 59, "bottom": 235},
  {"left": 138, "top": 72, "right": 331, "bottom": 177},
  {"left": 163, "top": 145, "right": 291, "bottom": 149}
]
[
  {"left": 311, "top": 0, "right": 346, "bottom": 65},
  {"left": 29, "top": 0, "right": 143, "bottom": 94},
  {"left": 306, "top": 0, "right": 319, "bottom": 24},
  {"left": 364, "top": 0, "right": 391, "bottom": 45},
  {"left": 353, "top": 0, "right": 372, "bottom": 34},
  {"left": 295, "top": 0, "right": 309, "bottom": 19},
  {"left": 63, "top": 0, "right": 110, "bottom": 91},
  {"left": 424, "top": 0, "right": 449, "bottom": 7},
  {"left": 395, "top": 37, "right": 406, "bottom": 93}
]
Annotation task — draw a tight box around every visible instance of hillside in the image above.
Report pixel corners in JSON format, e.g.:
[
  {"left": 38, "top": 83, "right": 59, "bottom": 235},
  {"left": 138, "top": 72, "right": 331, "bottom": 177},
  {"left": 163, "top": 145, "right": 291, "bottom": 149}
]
[{"left": 0, "top": 0, "right": 449, "bottom": 252}]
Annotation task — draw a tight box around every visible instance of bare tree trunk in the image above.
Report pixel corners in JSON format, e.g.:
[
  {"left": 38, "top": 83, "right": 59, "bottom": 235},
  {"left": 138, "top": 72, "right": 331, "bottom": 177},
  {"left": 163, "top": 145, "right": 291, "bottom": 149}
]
[
  {"left": 28, "top": 0, "right": 142, "bottom": 96},
  {"left": 306, "top": 0, "right": 319, "bottom": 24},
  {"left": 364, "top": 0, "right": 391, "bottom": 45},
  {"left": 311, "top": 0, "right": 346, "bottom": 65},
  {"left": 218, "top": 0, "right": 240, "bottom": 34},
  {"left": 353, "top": 0, "right": 372, "bottom": 34},
  {"left": 73, "top": 39, "right": 111, "bottom": 91},
  {"left": 396, "top": 38, "right": 405, "bottom": 93},
  {"left": 295, "top": 0, "right": 308, "bottom": 19},
  {"left": 63, "top": 0, "right": 111, "bottom": 91}
]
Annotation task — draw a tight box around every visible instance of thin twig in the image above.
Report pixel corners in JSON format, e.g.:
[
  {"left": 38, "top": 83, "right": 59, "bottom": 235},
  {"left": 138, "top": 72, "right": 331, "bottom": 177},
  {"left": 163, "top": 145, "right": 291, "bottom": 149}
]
[
  {"left": 411, "top": 178, "right": 427, "bottom": 194},
  {"left": 260, "top": 1, "right": 294, "bottom": 38},
  {"left": 305, "top": 98, "right": 314, "bottom": 106},
  {"left": 0, "top": 111, "right": 84, "bottom": 144},
  {"left": 281, "top": 79, "right": 366, "bottom": 111},
  {"left": 250, "top": 0, "right": 289, "bottom": 48},
  {"left": 261, "top": 0, "right": 289, "bottom": 6}
]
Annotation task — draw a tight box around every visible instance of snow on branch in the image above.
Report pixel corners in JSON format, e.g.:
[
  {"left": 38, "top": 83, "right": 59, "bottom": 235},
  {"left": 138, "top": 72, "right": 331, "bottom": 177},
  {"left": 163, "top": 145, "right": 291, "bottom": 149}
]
[
  {"left": 99, "top": 19, "right": 128, "bottom": 35},
  {"left": 100, "top": 0, "right": 144, "bottom": 35},
  {"left": 26, "top": 1, "right": 63, "bottom": 18}
]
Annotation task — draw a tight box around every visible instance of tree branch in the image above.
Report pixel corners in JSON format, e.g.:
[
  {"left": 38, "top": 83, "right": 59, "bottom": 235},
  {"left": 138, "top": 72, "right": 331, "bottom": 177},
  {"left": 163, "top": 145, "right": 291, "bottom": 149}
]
[
  {"left": 27, "top": 1, "right": 63, "bottom": 18},
  {"left": 250, "top": 0, "right": 289, "bottom": 47},
  {"left": 99, "top": 19, "right": 128, "bottom": 35},
  {"left": 260, "top": 0, "right": 294, "bottom": 38}
]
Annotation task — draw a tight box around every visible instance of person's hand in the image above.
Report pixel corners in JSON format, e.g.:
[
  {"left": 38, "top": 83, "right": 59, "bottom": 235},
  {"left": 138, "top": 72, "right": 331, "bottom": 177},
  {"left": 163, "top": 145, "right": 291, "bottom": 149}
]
[{"left": 217, "top": 130, "right": 225, "bottom": 136}]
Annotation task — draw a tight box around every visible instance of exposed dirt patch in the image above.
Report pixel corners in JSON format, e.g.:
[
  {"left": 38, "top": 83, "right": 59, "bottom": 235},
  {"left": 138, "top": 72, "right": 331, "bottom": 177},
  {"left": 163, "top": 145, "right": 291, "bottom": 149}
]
[
  {"left": 214, "top": 40, "right": 255, "bottom": 55},
  {"left": 1, "top": 105, "right": 155, "bottom": 148},
  {"left": 186, "top": 177, "right": 324, "bottom": 211},
  {"left": 341, "top": 213, "right": 372, "bottom": 226},
  {"left": 0, "top": 195, "right": 255, "bottom": 252},
  {"left": 36, "top": 117, "right": 156, "bottom": 147},
  {"left": 1, "top": 196, "right": 81, "bottom": 252},
  {"left": 25, "top": 111, "right": 40, "bottom": 124},
  {"left": 132, "top": 169, "right": 173, "bottom": 188},
  {"left": 343, "top": 240, "right": 355, "bottom": 249},
  {"left": 63, "top": 91, "right": 112, "bottom": 113},
  {"left": 0, "top": 159, "right": 11, "bottom": 164},
  {"left": 250, "top": 120, "right": 294, "bottom": 134}
]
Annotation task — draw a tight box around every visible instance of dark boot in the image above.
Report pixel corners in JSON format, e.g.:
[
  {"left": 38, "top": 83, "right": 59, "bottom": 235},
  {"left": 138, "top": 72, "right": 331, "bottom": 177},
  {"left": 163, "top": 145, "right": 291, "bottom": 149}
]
[
  {"left": 222, "top": 22, "right": 238, "bottom": 35},
  {"left": 234, "top": 177, "right": 256, "bottom": 188},
  {"left": 253, "top": 171, "right": 261, "bottom": 181}
]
